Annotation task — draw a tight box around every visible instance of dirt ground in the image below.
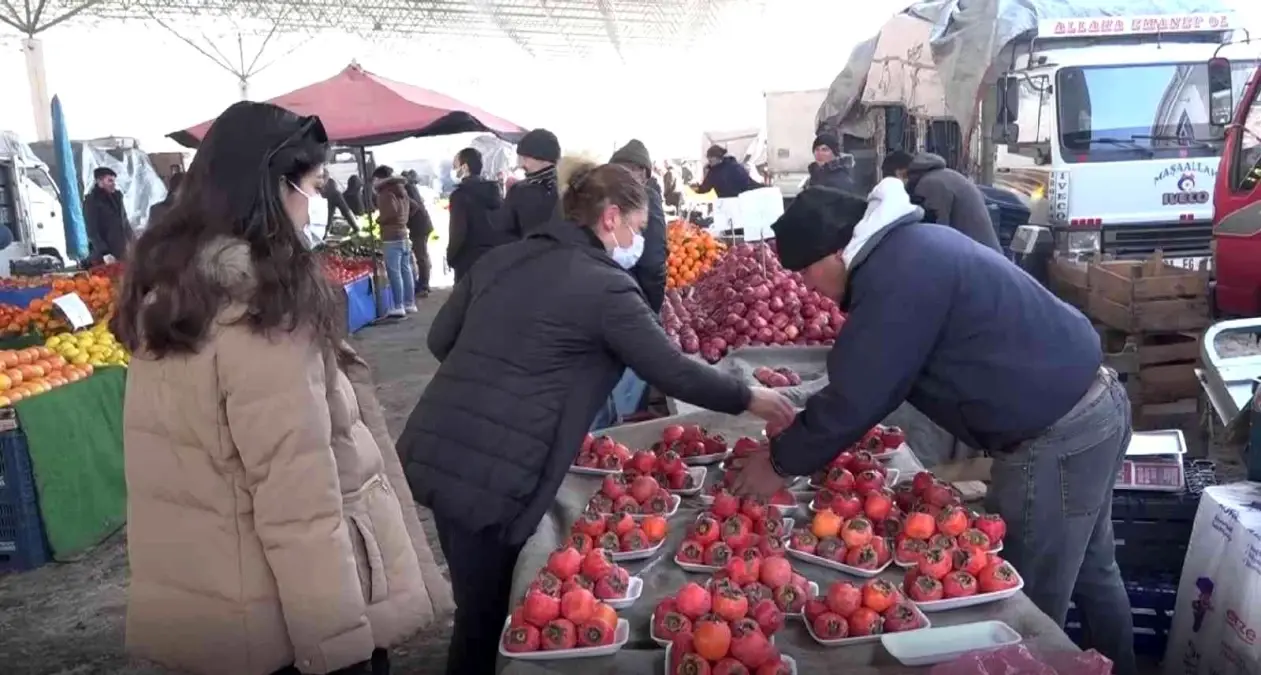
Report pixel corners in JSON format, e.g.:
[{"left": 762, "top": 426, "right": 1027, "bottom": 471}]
[
  {"left": 0, "top": 293, "right": 1257, "bottom": 674},
  {"left": 0, "top": 290, "right": 457, "bottom": 675}
]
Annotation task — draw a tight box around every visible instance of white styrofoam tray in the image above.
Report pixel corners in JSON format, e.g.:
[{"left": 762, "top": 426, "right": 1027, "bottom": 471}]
[
  {"left": 801, "top": 603, "right": 931, "bottom": 646},
  {"left": 786, "top": 547, "right": 892, "bottom": 578},
  {"left": 806, "top": 468, "right": 900, "bottom": 494},
  {"left": 610, "top": 539, "right": 665, "bottom": 563},
  {"left": 907, "top": 574, "right": 1025, "bottom": 612},
  {"left": 893, "top": 541, "right": 1004, "bottom": 568},
  {"left": 592, "top": 494, "right": 681, "bottom": 521},
  {"left": 499, "top": 617, "right": 630, "bottom": 660},
  {"left": 663, "top": 642, "right": 797, "bottom": 673},
  {"left": 568, "top": 464, "right": 621, "bottom": 477},
  {"left": 602, "top": 575, "right": 643, "bottom": 610},
  {"left": 683, "top": 449, "right": 731, "bottom": 466},
  {"left": 667, "top": 466, "right": 708, "bottom": 496},
  {"left": 881, "top": 620, "right": 1021, "bottom": 666}
]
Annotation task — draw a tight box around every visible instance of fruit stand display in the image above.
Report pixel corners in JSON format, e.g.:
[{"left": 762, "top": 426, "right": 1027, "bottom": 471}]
[
  {"left": 0, "top": 270, "right": 129, "bottom": 573},
  {"left": 666, "top": 221, "right": 726, "bottom": 291},
  {"left": 660, "top": 243, "right": 844, "bottom": 363},
  {"left": 497, "top": 410, "right": 1087, "bottom": 673},
  {"left": 318, "top": 250, "right": 380, "bottom": 333}
]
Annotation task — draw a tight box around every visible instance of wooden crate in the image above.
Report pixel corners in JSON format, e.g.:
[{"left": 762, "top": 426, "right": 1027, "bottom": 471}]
[
  {"left": 1050, "top": 256, "right": 1091, "bottom": 310},
  {"left": 1086, "top": 253, "right": 1210, "bottom": 333},
  {"left": 1101, "top": 329, "right": 1200, "bottom": 405}
]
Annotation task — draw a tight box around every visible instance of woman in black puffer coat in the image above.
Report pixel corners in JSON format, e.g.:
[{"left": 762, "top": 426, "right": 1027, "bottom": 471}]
[{"left": 398, "top": 157, "right": 794, "bottom": 675}]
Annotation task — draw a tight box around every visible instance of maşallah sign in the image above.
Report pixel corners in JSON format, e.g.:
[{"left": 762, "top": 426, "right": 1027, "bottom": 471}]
[{"left": 1037, "top": 14, "right": 1233, "bottom": 38}]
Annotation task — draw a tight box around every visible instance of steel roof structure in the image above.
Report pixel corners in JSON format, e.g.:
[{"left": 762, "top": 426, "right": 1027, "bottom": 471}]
[{"left": 1, "top": 0, "right": 764, "bottom": 57}]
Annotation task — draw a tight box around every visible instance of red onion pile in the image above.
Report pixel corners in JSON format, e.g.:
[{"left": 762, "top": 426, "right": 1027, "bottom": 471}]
[{"left": 660, "top": 243, "right": 844, "bottom": 363}]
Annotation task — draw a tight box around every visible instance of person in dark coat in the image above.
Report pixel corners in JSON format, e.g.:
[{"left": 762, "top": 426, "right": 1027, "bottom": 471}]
[
  {"left": 609, "top": 140, "right": 667, "bottom": 313},
  {"left": 881, "top": 151, "right": 1001, "bottom": 252},
  {"left": 692, "top": 144, "right": 762, "bottom": 198},
  {"left": 446, "top": 148, "right": 505, "bottom": 282},
  {"left": 729, "top": 184, "right": 1137, "bottom": 675},
  {"left": 407, "top": 195, "right": 434, "bottom": 297},
  {"left": 804, "top": 132, "right": 859, "bottom": 192},
  {"left": 320, "top": 172, "right": 358, "bottom": 228},
  {"left": 662, "top": 163, "right": 682, "bottom": 212},
  {"left": 343, "top": 175, "right": 366, "bottom": 216},
  {"left": 501, "top": 128, "right": 560, "bottom": 238},
  {"left": 84, "top": 166, "right": 132, "bottom": 262},
  {"left": 147, "top": 172, "right": 183, "bottom": 227},
  {"left": 398, "top": 158, "right": 795, "bottom": 675}
]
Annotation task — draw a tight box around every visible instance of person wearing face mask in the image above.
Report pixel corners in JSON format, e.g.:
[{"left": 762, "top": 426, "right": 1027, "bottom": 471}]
[
  {"left": 591, "top": 139, "right": 668, "bottom": 429},
  {"left": 113, "top": 102, "right": 452, "bottom": 675},
  {"left": 397, "top": 156, "right": 797, "bottom": 675},
  {"left": 445, "top": 147, "right": 505, "bottom": 282}
]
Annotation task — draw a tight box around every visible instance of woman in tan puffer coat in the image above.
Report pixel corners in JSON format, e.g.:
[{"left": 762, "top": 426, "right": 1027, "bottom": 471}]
[{"left": 113, "top": 101, "right": 451, "bottom": 675}]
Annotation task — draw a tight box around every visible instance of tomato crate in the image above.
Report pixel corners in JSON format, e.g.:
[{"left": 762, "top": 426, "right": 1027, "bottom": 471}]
[
  {"left": 0, "top": 422, "right": 51, "bottom": 573},
  {"left": 1110, "top": 460, "right": 1217, "bottom": 579},
  {"left": 1065, "top": 574, "right": 1178, "bottom": 657}
]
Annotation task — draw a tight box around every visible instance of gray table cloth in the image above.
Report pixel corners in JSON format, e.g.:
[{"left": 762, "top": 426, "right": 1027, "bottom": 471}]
[{"left": 499, "top": 411, "right": 1078, "bottom": 674}]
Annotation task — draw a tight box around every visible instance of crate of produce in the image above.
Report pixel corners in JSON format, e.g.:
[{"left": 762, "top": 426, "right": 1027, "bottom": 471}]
[
  {"left": 1065, "top": 574, "right": 1178, "bottom": 657},
  {"left": 0, "top": 421, "right": 51, "bottom": 573},
  {"left": 1086, "top": 254, "right": 1210, "bottom": 333},
  {"left": 1111, "top": 459, "right": 1217, "bottom": 579}
]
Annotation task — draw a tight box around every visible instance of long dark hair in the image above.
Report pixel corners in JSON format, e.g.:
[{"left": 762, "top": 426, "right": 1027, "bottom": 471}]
[{"left": 112, "top": 101, "right": 342, "bottom": 357}]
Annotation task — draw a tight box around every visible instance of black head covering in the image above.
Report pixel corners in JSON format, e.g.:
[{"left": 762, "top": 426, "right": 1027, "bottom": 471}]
[
  {"left": 517, "top": 128, "right": 561, "bottom": 162},
  {"left": 812, "top": 132, "right": 841, "bottom": 155},
  {"left": 706, "top": 144, "right": 727, "bottom": 160},
  {"left": 191, "top": 101, "right": 327, "bottom": 223},
  {"left": 771, "top": 187, "right": 869, "bottom": 271}
]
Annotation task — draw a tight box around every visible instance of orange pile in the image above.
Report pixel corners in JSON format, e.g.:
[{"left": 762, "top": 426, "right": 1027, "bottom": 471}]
[
  {"left": 0, "top": 346, "right": 95, "bottom": 406},
  {"left": 0, "top": 273, "right": 116, "bottom": 338},
  {"left": 666, "top": 220, "right": 726, "bottom": 289}
]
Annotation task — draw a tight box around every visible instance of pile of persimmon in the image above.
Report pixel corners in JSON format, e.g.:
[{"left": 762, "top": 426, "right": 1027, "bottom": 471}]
[
  {"left": 0, "top": 303, "right": 35, "bottom": 338},
  {"left": 666, "top": 220, "right": 726, "bottom": 290}
]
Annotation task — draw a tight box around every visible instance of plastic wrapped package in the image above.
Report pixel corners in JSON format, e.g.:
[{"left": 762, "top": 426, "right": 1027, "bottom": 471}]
[{"left": 929, "top": 645, "right": 1113, "bottom": 675}]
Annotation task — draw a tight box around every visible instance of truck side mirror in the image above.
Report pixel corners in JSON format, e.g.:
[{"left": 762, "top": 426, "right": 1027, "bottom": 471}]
[
  {"left": 990, "top": 123, "right": 1019, "bottom": 143},
  {"left": 997, "top": 77, "right": 1020, "bottom": 123},
  {"left": 1208, "top": 57, "right": 1234, "bottom": 127}
]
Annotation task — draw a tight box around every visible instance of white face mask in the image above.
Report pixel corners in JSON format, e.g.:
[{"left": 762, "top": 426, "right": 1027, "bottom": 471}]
[
  {"left": 611, "top": 221, "right": 645, "bottom": 269},
  {"left": 451, "top": 166, "right": 464, "bottom": 182}
]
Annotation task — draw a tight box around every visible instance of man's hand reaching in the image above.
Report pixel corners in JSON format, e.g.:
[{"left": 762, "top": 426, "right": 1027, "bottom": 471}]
[{"left": 746, "top": 387, "right": 796, "bottom": 430}]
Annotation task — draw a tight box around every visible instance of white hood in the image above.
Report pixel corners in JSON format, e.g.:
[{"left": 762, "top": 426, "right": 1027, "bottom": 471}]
[{"left": 842, "top": 177, "right": 921, "bottom": 266}]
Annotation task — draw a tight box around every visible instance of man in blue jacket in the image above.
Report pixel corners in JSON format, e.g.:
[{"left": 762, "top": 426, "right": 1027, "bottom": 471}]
[
  {"left": 692, "top": 144, "right": 762, "bottom": 198},
  {"left": 731, "top": 184, "right": 1137, "bottom": 675}
]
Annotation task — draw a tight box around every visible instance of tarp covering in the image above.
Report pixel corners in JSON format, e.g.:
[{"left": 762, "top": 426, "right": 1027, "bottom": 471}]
[
  {"left": 817, "top": 0, "right": 1238, "bottom": 136},
  {"left": 168, "top": 63, "right": 527, "bottom": 149},
  {"left": 31, "top": 138, "right": 168, "bottom": 233},
  {"left": 0, "top": 131, "right": 47, "bottom": 169},
  {"left": 51, "top": 96, "right": 88, "bottom": 260}
]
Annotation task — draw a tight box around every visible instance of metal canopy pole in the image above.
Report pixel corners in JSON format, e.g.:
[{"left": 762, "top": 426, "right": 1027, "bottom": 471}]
[
  {"left": 0, "top": 1, "right": 106, "bottom": 140},
  {"left": 145, "top": 10, "right": 311, "bottom": 101}
]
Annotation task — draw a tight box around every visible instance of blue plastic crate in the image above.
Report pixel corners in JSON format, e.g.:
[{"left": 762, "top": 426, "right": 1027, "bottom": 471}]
[
  {"left": 1065, "top": 575, "right": 1178, "bottom": 658},
  {"left": 0, "top": 427, "right": 51, "bottom": 573}
]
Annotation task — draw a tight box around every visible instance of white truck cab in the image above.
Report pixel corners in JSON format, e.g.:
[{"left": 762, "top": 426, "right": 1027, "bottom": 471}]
[
  {"left": 0, "top": 151, "right": 68, "bottom": 277},
  {"left": 995, "top": 13, "right": 1256, "bottom": 268}
]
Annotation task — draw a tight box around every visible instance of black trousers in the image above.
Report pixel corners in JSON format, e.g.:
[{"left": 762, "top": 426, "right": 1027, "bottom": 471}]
[
  {"left": 434, "top": 513, "right": 524, "bottom": 675},
  {"left": 412, "top": 237, "right": 431, "bottom": 292}
]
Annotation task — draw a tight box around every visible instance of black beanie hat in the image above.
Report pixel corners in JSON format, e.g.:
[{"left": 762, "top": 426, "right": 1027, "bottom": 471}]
[
  {"left": 610, "top": 139, "right": 652, "bottom": 173},
  {"left": 771, "top": 187, "right": 869, "bottom": 271},
  {"left": 706, "top": 144, "right": 727, "bottom": 160},
  {"left": 812, "top": 132, "right": 841, "bottom": 155},
  {"left": 517, "top": 128, "right": 561, "bottom": 163}
]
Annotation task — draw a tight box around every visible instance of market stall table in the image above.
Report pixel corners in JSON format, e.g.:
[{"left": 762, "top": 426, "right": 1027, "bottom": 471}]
[
  {"left": 499, "top": 411, "right": 1079, "bottom": 673},
  {"left": 0, "top": 365, "right": 126, "bottom": 571}
]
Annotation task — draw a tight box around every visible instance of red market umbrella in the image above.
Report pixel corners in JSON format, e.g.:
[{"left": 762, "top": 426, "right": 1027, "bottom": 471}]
[{"left": 168, "top": 62, "right": 526, "bottom": 148}]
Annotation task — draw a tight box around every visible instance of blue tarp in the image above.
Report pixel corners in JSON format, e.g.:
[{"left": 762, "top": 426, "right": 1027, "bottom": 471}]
[
  {"left": 344, "top": 277, "right": 376, "bottom": 333},
  {"left": 51, "top": 96, "right": 87, "bottom": 260}
]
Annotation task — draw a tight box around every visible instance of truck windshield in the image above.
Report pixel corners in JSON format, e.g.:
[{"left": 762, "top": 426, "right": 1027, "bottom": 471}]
[{"left": 1057, "top": 61, "right": 1257, "bottom": 163}]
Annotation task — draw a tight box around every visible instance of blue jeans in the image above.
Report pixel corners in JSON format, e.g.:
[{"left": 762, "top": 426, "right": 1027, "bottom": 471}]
[
  {"left": 985, "top": 370, "right": 1136, "bottom": 675},
  {"left": 590, "top": 368, "right": 648, "bottom": 431},
  {"left": 383, "top": 240, "right": 415, "bottom": 312}
]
